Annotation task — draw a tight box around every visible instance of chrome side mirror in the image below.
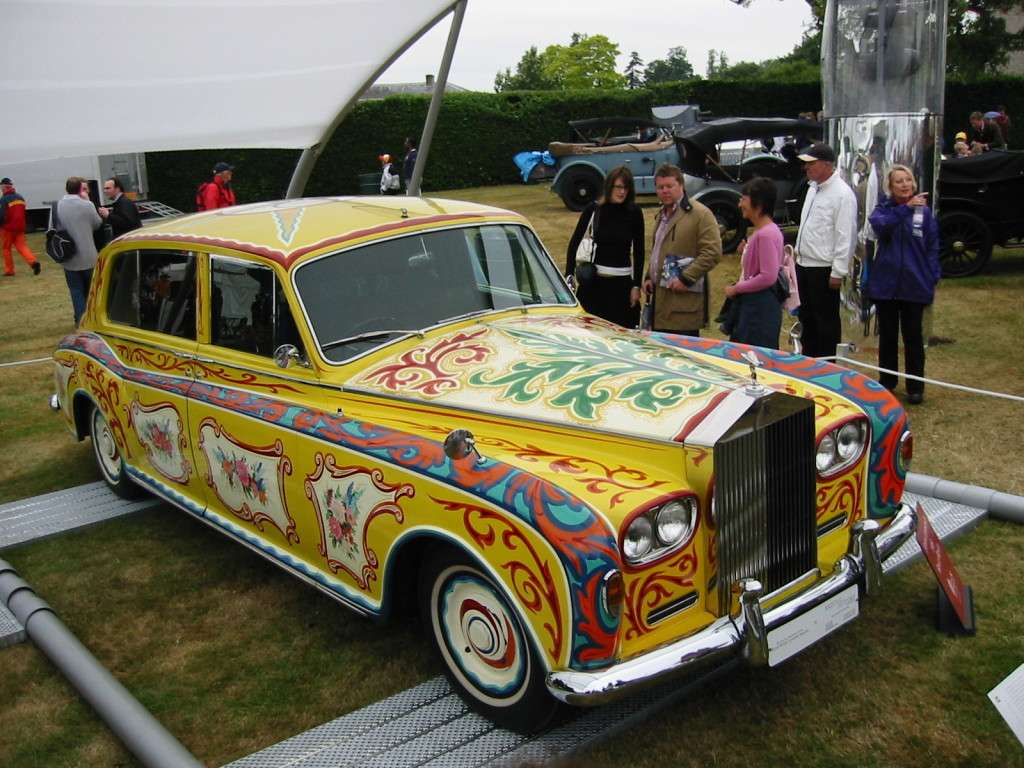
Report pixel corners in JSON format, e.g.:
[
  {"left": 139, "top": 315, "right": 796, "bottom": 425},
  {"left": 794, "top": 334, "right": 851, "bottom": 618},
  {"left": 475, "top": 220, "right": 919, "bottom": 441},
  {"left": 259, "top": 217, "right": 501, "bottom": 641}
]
[
  {"left": 443, "top": 428, "right": 485, "bottom": 464},
  {"left": 273, "top": 344, "right": 309, "bottom": 369}
]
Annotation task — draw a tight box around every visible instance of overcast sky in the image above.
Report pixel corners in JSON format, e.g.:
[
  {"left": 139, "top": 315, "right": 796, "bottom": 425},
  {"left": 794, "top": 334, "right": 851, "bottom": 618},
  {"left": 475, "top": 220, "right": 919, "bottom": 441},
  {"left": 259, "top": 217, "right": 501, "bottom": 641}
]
[{"left": 380, "top": 0, "right": 816, "bottom": 92}]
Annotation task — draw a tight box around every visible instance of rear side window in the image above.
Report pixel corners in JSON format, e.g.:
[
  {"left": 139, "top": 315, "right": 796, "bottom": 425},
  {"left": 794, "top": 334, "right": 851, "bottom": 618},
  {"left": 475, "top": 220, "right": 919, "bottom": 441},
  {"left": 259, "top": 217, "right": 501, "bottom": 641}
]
[
  {"left": 210, "top": 256, "right": 299, "bottom": 357},
  {"left": 107, "top": 249, "right": 197, "bottom": 340}
]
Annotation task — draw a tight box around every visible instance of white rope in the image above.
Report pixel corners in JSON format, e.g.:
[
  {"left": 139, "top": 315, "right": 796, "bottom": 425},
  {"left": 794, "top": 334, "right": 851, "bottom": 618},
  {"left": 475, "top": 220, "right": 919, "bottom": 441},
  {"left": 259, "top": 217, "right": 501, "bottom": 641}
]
[
  {"left": 0, "top": 357, "right": 52, "bottom": 369},
  {"left": 830, "top": 350, "right": 1024, "bottom": 403}
]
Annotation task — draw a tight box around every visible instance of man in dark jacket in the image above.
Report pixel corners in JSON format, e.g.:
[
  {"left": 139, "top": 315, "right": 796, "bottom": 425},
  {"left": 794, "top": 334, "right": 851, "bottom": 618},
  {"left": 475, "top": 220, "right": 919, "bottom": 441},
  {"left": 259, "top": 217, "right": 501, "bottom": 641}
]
[
  {"left": 100, "top": 178, "right": 142, "bottom": 238},
  {"left": 968, "top": 111, "right": 1005, "bottom": 152},
  {"left": 0, "top": 177, "right": 41, "bottom": 276}
]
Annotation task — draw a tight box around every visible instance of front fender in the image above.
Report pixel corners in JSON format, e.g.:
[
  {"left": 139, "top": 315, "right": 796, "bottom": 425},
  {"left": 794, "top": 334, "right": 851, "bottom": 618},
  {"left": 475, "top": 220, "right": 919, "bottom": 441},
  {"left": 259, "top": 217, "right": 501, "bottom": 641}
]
[{"left": 690, "top": 184, "right": 742, "bottom": 206}]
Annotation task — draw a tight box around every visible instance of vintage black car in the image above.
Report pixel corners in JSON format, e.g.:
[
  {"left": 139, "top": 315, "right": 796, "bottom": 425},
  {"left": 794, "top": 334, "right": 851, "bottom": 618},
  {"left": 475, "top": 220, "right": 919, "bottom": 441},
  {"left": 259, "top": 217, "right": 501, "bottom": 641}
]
[
  {"left": 674, "top": 117, "right": 822, "bottom": 253},
  {"left": 937, "top": 149, "right": 1024, "bottom": 277}
]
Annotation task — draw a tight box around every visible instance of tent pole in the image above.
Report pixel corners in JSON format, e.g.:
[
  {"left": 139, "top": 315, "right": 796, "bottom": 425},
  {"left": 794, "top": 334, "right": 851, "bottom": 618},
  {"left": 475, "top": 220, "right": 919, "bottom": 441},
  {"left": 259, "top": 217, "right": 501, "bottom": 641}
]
[
  {"left": 287, "top": 145, "right": 321, "bottom": 199},
  {"left": 286, "top": 1, "right": 465, "bottom": 201},
  {"left": 406, "top": 0, "right": 466, "bottom": 197}
]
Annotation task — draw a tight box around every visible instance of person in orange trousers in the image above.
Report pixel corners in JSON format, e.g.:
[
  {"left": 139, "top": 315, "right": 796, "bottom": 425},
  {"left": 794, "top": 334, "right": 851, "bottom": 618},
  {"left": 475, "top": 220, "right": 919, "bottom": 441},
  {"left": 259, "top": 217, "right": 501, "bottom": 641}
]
[{"left": 0, "top": 177, "right": 42, "bottom": 276}]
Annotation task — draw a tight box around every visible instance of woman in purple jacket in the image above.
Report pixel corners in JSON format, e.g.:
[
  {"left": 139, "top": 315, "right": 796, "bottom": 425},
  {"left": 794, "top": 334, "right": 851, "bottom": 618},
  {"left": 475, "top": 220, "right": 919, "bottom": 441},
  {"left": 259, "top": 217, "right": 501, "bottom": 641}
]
[{"left": 867, "top": 165, "right": 942, "bottom": 404}]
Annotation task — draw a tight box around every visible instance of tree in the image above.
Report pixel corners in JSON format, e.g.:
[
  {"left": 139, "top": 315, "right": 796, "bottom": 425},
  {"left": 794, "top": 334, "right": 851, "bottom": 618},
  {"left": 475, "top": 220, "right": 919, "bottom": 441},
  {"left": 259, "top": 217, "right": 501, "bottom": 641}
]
[
  {"left": 644, "top": 46, "right": 696, "bottom": 84},
  {"left": 494, "top": 46, "right": 557, "bottom": 92},
  {"left": 705, "top": 49, "right": 729, "bottom": 79},
  {"left": 731, "top": 0, "right": 1024, "bottom": 78},
  {"left": 946, "top": 0, "right": 1024, "bottom": 77},
  {"left": 624, "top": 51, "right": 645, "bottom": 89},
  {"left": 541, "top": 33, "right": 626, "bottom": 89}
]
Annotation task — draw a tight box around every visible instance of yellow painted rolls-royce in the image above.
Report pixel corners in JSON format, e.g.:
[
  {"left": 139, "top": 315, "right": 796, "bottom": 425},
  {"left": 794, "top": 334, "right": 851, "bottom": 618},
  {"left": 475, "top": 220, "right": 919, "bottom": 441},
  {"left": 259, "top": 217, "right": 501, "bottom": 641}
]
[{"left": 51, "top": 196, "right": 916, "bottom": 732}]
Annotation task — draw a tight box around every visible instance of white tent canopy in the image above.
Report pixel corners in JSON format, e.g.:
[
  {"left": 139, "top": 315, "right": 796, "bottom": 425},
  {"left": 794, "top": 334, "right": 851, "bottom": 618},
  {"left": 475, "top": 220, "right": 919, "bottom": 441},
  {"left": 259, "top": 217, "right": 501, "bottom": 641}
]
[{"left": 3, "top": 0, "right": 463, "bottom": 189}]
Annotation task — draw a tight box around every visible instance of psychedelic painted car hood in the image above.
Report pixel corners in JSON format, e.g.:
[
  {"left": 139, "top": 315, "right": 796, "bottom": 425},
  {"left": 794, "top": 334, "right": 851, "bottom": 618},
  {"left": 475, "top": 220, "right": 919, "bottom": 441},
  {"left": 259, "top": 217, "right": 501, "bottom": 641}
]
[{"left": 344, "top": 313, "right": 752, "bottom": 443}]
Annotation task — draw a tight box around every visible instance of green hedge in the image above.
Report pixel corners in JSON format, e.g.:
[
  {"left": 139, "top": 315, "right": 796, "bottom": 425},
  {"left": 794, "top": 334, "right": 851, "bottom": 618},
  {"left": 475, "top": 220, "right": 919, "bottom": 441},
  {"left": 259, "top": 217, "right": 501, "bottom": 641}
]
[{"left": 145, "top": 76, "right": 1021, "bottom": 211}]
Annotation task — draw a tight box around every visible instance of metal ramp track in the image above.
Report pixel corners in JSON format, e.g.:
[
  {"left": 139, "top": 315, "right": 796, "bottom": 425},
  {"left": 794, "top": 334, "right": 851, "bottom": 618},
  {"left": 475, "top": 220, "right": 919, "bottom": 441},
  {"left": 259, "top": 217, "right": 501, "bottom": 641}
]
[
  {"left": 223, "top": 492, "right": 988, "bottom": 768},
  {"left": 0, "top": 484, "right": 990, "bottom": 764},
  {"left": 0, "top": 482, "right": 160, "bottom": 647},
  {"left": 221, "top": 667, "right": 739, "bottom": 768}
]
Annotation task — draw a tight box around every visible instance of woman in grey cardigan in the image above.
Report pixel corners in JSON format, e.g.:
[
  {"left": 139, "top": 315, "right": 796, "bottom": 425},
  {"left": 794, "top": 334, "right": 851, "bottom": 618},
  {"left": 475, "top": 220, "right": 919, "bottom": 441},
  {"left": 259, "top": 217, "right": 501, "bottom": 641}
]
[{"left": 54, "top": 176, "right": 102, "bottom": 326}]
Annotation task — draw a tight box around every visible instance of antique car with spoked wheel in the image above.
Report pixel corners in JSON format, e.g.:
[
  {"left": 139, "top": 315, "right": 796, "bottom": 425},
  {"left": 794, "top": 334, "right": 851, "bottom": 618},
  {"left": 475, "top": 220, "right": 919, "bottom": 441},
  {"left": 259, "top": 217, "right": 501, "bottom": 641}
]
[
  {"left": 52, "top": 195, "right": 915, "bottom": 733},
  {"left": 539, "top": 113, "right": 821, "bottom": 253},
  {"left": 673, "top": 117, "right": 822, "bottom": 253},
  {"left": 936, "top": 149, "right": 1024, "bottom": 277}
]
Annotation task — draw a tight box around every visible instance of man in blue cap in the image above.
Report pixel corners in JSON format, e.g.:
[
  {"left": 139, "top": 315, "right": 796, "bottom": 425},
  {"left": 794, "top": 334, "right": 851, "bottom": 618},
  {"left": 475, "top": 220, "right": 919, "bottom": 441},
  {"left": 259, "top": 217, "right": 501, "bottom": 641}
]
[{"left": 199, "top": 162, "right": 237, "bottom": 210}]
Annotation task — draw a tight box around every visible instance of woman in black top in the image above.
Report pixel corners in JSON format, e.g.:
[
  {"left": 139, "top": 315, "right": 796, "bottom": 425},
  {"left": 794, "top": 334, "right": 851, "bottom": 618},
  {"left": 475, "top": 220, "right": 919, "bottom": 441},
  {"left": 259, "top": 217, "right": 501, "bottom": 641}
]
[{"left": 565, "top": 166, "right": 646, "bottom": 328}]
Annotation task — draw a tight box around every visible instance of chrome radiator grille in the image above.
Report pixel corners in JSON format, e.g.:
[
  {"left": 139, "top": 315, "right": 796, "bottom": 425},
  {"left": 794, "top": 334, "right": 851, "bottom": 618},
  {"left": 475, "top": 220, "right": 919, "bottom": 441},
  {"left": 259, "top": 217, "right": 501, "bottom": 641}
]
[{"left": 714, "top": 394, "right": 816, "bottom": 615}]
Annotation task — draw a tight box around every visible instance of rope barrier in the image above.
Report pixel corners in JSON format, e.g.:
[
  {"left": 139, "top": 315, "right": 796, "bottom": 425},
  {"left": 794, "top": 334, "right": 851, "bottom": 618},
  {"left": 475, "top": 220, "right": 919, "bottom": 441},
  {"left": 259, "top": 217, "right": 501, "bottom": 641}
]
[
  {"left": 0, "top": 357, "right": 52, "bottom": 369},
  {"left": 829, "top": 345, "right": 1024, "bottom": 403}
]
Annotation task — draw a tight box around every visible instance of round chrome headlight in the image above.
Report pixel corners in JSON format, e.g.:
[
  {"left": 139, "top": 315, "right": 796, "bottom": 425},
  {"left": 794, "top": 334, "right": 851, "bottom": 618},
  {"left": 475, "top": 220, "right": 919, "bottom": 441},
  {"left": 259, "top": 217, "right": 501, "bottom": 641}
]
[
  {"left": 623, "top": 515, "right": 654, "bottom": 561},
  {"left": 816, "top": 433, "right": 837, "bottom": 472},
  {"left": 656, "top": 499, "right": 694, "bottom": 546},
  {"left": 837, "top": 422, "right": 865, "bottom": 460}
]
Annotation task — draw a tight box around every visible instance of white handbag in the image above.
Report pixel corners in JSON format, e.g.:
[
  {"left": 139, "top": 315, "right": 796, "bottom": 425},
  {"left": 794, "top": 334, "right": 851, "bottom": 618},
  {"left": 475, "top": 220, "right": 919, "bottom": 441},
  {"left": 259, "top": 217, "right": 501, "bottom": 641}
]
[{"left": 575, "top": 212, "right": 596, "bottom": 263}]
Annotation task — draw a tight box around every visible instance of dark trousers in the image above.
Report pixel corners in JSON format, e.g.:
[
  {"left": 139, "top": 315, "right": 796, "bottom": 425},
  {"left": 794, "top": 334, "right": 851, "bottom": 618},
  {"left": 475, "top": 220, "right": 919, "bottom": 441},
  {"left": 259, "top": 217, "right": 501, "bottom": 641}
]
[
  {"left": 874, "top": 299, "right": 926, "bottom": 395},
  {"left": 795, "top": 264, "right": 841, "bottom": 358},
  {"left": 577, "top": 274, "right": 641, "bottom": 328}
]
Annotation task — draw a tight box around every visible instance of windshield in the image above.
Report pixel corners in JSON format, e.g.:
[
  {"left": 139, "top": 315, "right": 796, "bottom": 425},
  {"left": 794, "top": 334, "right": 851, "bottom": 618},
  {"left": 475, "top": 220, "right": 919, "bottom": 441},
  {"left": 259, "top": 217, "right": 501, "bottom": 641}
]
[{"left": 294, "top": 222, "right": 575, "bottom": 363}]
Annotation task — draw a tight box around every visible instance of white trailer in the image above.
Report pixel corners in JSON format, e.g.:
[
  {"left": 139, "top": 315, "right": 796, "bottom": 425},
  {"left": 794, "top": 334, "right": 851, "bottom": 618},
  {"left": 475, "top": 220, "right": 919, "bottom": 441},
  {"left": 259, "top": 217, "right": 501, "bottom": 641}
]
[{"left": 0, "top": 153, "right": 162, "bottom": 230}]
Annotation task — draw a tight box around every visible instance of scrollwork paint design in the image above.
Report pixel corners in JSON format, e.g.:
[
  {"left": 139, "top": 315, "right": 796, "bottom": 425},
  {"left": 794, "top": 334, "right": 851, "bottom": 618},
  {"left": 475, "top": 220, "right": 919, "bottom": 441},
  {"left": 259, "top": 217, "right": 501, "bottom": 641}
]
[
  {"left": 58, "top": 333, "right": 623, "bottom": 668},
  {"left": 305, "top": 454, "right": 412, "bottom": 590},
  {"left": 622, "top": 549, "right": 699, "bottom": 640},
  {"left": 358, "top": 329, "right": 492, "bottom": 396},
  {"left": 436, "top": 497, "right": 564, "bottom": 661},
  {"left": 467, "top": 325, "right": 723, "bottom": 422}
]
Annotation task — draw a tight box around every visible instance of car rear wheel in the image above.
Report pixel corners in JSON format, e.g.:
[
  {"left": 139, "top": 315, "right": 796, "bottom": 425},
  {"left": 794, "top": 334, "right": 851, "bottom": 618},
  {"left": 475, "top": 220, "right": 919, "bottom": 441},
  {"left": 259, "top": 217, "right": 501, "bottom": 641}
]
[
  {"left": 420, "top": 547, "right": 564, "bottom": 734},
  {"left": 90, "top": 405, "right": 141, "bottom": 499},
  {"left": 705, "top": 199, "right": 748, "bottom": 254},
  {"left": 560, "top": 169, "right": 603, "bottom": 212},
  {"left": 938, "top": 210, "right": 993, "bottom": 278}
]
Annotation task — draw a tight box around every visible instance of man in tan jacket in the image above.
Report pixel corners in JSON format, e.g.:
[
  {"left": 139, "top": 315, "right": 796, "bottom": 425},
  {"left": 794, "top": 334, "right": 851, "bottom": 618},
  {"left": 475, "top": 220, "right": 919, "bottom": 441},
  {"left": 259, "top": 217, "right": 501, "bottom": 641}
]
[{"left": 643, "top": 164, "right": 722, "bottom": 335}]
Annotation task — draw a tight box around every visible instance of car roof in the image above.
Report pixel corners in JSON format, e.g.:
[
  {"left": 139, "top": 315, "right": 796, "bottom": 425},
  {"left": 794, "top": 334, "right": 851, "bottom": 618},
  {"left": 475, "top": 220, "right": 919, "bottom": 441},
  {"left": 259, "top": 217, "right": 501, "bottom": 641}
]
[
  {"left": 121, "top": 196, "right": 524, "bottom": 268},
  {"left": 940, "top": 149, "right": 1024, "bottom": 185},
  {"left": 678, "top": 117, "right": 823, "bottom": 155}
]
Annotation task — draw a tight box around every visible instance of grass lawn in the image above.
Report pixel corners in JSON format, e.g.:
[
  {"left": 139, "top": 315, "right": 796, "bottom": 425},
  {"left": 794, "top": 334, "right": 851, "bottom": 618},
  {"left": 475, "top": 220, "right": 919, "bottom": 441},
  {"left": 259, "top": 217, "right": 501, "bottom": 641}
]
[{"left": 1, "top": 185, "right": 1022, "bottom": 768}]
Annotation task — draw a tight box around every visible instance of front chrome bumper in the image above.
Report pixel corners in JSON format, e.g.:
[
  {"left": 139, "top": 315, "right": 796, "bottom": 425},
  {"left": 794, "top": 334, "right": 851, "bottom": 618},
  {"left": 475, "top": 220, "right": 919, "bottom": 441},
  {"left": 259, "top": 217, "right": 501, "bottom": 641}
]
[{"left": 546, "top": 502, "right": 918, "bottom": 705}]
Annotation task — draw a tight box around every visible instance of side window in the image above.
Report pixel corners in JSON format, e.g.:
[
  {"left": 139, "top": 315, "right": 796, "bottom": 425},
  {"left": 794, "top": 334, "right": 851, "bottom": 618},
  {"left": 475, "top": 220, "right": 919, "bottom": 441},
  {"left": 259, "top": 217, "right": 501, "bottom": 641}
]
[
  {"left": 107, "top": 249, "right": 197, "bottom": 340},
  {"left": 210, "top": 256, "right": 297, "bottom": 358}
]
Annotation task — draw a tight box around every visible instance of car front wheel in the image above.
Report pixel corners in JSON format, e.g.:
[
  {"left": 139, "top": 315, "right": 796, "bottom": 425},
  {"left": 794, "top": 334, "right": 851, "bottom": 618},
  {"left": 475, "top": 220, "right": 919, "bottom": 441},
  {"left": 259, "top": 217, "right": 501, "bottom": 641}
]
[
  {"left": 90, "top": 405, "right": 140, "bottom": 499},
  {"left": 938, "top": 210, "right": 993, "bottom": 278},
  {"left": 420, "top": 547, "right": 564, "bottom": 733},
  {"left": 560, "top": 169, "right": 602, "bottom": 212}
]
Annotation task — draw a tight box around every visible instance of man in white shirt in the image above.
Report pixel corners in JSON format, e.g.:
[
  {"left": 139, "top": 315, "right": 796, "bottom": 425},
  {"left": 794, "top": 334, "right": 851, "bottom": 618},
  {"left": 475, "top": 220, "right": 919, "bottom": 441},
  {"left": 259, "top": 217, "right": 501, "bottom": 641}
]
[{"left": 794, "top": 143, "right": 857, "bottom": 358}]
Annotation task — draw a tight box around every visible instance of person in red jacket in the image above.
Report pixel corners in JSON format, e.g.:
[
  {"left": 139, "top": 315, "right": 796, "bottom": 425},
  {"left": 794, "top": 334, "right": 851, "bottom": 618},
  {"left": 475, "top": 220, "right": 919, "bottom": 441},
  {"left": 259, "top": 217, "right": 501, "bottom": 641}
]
[
  {"left": 201, "top": 163, "right": 237, "bottom": 210},
  {"left": 0, "top": 177, "right": 42, "bottom": 276}
]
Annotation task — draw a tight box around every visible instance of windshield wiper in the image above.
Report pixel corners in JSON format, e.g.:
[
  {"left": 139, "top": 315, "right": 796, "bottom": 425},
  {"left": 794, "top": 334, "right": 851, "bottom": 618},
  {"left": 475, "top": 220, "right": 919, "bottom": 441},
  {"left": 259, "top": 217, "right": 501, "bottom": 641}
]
[
  {"left": 321, "top": 329, "right": 424, "bottom": 351},
  {"left": 438, "top": 308, "right": 497, "bottom": 324}
]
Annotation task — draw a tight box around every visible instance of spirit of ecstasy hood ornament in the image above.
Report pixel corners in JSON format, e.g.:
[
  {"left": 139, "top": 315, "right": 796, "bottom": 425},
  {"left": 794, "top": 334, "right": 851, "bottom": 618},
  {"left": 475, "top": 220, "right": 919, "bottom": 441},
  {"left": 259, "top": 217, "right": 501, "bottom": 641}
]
[{"left": 742, "top": 349, "right": 769, "bottom": 396}]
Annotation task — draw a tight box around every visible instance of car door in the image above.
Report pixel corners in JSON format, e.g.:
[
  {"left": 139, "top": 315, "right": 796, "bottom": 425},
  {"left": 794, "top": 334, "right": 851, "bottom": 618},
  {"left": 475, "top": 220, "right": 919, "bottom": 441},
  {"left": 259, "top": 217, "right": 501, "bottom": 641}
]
[
  {"left": 188, "top": 253, "right": 333, "bottom": 582},
  {"left": 102, "top": 247, "right": 207, "bottom": 509}
]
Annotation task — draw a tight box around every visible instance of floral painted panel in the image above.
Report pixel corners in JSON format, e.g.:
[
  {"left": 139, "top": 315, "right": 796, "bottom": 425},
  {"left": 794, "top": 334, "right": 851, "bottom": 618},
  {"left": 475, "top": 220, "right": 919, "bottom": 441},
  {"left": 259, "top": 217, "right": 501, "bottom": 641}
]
[
  {"left": 129, "top": 399, "right": 192, "bottom": 485},
  {"left": 199, "top": 419, "right": 298, "bottom": 544}
]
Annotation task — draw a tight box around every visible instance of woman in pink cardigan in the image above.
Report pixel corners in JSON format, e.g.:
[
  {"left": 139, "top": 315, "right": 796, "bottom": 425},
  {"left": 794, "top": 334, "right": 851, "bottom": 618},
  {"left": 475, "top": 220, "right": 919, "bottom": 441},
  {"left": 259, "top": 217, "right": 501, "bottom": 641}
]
[{"left": 723, "top": 177, "right": 786, "bottom": 348}]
